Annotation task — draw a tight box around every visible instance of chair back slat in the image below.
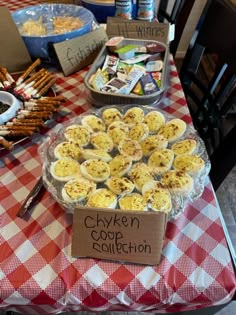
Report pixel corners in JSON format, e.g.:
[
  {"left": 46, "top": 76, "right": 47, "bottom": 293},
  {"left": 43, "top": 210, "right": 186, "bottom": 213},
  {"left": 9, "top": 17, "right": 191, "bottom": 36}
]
[
  {"left": 157, "top": 0, "right": 195, "bottom": 56},
  {"left": 179, "top": 0, "right": 236, "bottom": 190}
]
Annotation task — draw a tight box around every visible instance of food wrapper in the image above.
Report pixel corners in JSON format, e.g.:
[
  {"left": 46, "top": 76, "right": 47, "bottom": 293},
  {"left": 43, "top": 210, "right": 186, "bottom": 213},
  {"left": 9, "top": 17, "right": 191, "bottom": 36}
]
[
  {"left": 102, "top": 55, "right": 119, "bottom": 73},
  {"left": 102, "top": 67, "right": 117, "bottom": 81},
  {"left": 39, "top": 105, "right": 211, "bottom": 218},
  {"left": 140, "top": 73, "right": 159, "bottom": 95},
  {"left": 105, "top": 37, "right": 124, "bottom": 52},
  {"left": 121, "top": 64, "right": 146, "bottom": 94},
  {"left": 115, "top": 45, "right": 137, "bottom": 60},
  {"left": 132, "top": 82, "right": 144, "bottom": 95},
  {"left": 117, "top": 62, "right": 132, "bottom": 75},
  {"left": 146, "top": 42, "right": 166, "bottom": 54},
  {"left": 101, "top": 77, "right": 127, "bottom": 93},
  {"left": 91, "top": 69, "right": 108, "bottom": 91}
]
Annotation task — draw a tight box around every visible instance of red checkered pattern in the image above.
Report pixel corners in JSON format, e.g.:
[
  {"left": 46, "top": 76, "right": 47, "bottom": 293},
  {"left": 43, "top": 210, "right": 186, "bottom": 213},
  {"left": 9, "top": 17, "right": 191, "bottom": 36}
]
[{"left": 0, "top": 1, "right": 235, "bottom": 313}]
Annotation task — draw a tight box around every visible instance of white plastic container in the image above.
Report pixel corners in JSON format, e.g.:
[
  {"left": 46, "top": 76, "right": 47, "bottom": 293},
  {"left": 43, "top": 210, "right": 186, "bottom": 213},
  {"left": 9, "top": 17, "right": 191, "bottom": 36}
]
[{"left": 0, "top": 91, "right": 21, "bottom": 125}]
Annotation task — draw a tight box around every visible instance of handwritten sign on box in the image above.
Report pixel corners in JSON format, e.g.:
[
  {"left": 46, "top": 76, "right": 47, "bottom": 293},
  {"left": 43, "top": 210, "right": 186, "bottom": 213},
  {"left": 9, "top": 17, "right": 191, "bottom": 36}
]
[
  {"left": 53, "top": 27, "right": 108, "bottom": 76},
  {"left": 106, "top": 17, "right": 169, "bottom": 44},
  {"left": 72, "top": 207, "right": 167, "bottom": 265}
]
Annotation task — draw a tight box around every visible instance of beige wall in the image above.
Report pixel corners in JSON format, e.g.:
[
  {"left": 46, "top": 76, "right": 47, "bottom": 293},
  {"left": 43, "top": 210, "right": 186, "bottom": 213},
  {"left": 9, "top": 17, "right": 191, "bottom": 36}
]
[
  {"left": 177, "top": 0, "right": 207, "bottom": 58},
  {"left": 155, "top": 0, "right": 207, "bottom": 58}
]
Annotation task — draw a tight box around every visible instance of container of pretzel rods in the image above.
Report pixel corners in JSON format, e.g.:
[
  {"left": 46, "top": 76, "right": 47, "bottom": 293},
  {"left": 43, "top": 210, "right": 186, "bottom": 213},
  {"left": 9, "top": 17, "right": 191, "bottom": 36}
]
[{"left": 0, "top": 58, "right": 67, "bottom": 151}]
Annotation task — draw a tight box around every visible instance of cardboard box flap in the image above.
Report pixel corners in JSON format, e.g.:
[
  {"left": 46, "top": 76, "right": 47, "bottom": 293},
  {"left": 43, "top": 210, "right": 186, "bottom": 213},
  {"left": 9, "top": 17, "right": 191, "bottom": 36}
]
[
  {"left": 72, "top": 207, "right": 167, "bottom": 265},
  {"left": 106, "top": 17, "right": 170, "bottom": 45},
  {"left": 53, "top": 27, "right": 108, "bottom": 76},
  {"left": 0, "top": 6, "right": 32, "bottom": 73}
]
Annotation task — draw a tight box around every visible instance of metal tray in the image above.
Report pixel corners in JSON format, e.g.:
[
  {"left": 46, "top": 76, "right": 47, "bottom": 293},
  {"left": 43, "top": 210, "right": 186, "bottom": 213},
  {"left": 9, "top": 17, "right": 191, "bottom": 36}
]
[{"left": 84, "top": 38, "right": 169, "bottom": 107}]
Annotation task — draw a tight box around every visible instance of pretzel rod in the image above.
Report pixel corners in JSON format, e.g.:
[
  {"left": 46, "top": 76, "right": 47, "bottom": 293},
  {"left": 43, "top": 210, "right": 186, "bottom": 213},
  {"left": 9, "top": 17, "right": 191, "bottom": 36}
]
[
  {"left": 0, "top": 67, "right": 15, "bottom": 86},
  {"left": 14, "top": 83, "right": 37, "bottom": 98},
  {"left": 0, "top": 125, "right": 38, "bottom": 132},
  {"left": 16, "top": 88, "right": 36, "bottom": 101},
  {"left": 14, "top": 69, "right": 47, "bottom": 92},
  {"left": 0, "top": 136, "right": 13, "bottom": 150},
  {"left": 23, "top": 86, "right": 38, "bottom": 99},
  {"left": 14, "top": 80, "right": 35, "bottom": 93},
  {"left": 16, "top": 58, "right": 41, "bottom": 86},
  {"left": 0, "top": 70, "right": 11, "bottom": 88},
  {"left": 6, "top": 122, "right": 41, "bottom": 129},
  {"left": 36, "top": 77, "right": 58, "bottom": 97},
  {"left": 0, "top": 129, "right": 34, "bottom": 137},
  {"left": 34, "top": 76, "right": 55, "bottom": 96},
  {"left": 24, "top": 105, "right": 57, "bottom": 112},
  {"left": 24, "top": 100, "right": 61, "bottom": 108},
  {"left": 24, "top": 68, "right": 47, "bottom": 85},
  {"left": 39, "top": 95, "right": 67, "bottom": 102},
  {"left": 12, "top": 117, "right": 44, "bottom": 123},
  {"left": 33, "top": 73, "right": 51, "bottom": 90},
  {"left": 17, "top": 111, "right": 53, "bottom": 120},
  {"left": 0, "top": 70, "right": 6, "bottom": 82},
  {"left": 12, "top": 118, "right": 45, "bottom": 126}
]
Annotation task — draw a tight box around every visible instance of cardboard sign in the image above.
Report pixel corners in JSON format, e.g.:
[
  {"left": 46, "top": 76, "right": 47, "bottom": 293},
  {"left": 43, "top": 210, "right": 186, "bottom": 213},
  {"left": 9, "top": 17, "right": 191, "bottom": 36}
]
[
  {"left": 72, "top": 207, "right": 167, "bottom": 265},
  {"left": 106, "top": 17, "right": 170, "bottom": 44},
  {"left": 53, "top": 28, "right": 108, "bottom": 76},
  {"left": 0, "top": 6, "right": 32, "bottom": 73}
]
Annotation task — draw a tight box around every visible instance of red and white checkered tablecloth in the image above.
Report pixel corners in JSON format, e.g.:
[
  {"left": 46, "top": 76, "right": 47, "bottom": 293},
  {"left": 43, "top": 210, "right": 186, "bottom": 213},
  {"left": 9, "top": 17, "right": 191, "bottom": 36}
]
[{"left": 0, "top": 1, "right": 236, "bottom": 314}]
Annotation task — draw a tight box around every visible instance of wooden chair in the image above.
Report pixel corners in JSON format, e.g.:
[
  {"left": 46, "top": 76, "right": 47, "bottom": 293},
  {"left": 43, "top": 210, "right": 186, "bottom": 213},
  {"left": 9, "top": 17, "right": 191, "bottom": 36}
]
[
  {"left": 179, "top": 0, "right": 236, "bottom": 190},
  {"left": 157, "top": 0, "right": 196, "bottom": 57}
]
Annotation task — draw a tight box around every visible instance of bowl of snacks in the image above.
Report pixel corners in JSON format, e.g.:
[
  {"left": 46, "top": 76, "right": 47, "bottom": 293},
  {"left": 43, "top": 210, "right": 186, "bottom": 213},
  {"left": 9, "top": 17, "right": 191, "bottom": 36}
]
[{"left": 12, "top": 4, "right": 94, "bottom": 61}]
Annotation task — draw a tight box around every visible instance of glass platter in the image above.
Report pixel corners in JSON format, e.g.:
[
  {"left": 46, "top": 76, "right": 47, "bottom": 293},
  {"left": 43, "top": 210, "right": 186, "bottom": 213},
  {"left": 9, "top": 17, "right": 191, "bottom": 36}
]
[{"left": 39, "top": 104, "right": 211, "bottom": 220}]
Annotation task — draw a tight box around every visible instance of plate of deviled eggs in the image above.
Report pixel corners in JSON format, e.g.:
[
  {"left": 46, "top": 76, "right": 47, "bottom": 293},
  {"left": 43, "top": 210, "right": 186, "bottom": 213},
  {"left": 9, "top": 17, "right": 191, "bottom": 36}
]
[{"left": 39, "top": 105, "right": 211, "bottom": 218}]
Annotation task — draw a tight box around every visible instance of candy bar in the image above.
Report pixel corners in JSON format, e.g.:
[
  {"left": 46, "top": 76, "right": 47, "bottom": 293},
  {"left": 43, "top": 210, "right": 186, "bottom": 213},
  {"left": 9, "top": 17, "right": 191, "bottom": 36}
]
[
  {"left": 102, "top": 55, "right": 119, "bottom": 72},
  {"left": 121, "top": 64, "right": 146, "bottom": 94},
  {"left": 132, "top": 82, "right": 143, "bottom": 95},
  {"left": 101, "top": 77, "right": 127, "bottom": 93},
  {"left": 91, "top": 69, "right": 108, "bottom": 91},
  {"left": 140, "top": 73, "right": 159, "bottom": 95}
]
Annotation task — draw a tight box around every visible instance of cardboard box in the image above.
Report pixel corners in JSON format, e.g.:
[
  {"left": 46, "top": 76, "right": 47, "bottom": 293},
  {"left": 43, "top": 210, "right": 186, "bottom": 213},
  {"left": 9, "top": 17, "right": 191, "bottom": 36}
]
[
  {"left": 72, "top": 207, "right": 168, "bottom": 265},
  {"left": 0, "top": 6, "right": 32, "bottom": 73}
]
